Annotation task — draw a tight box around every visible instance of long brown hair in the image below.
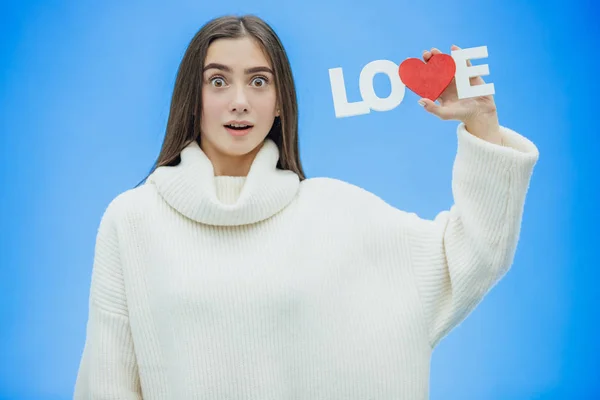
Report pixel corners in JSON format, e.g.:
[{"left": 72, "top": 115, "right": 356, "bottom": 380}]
[{"left": 135, "top": 14, "right": 305, "bottom": 188}]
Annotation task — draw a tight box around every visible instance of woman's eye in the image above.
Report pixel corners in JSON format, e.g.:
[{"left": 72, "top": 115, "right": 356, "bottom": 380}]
[
  {"left": 251, "top": 77, "right": 268, "bottom": 87},
  {"left": 210, "top": 77, "right": 226, "bottom": 87}
]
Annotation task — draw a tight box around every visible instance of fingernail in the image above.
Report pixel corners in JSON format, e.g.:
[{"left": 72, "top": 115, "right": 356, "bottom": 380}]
[{"left": 418, "top": 100, "right": 426, "bottom": 107}]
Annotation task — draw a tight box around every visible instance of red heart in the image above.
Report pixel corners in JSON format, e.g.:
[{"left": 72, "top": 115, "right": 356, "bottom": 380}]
[{"left": 398, "top": 54, "right": 456, "bottom": 101}]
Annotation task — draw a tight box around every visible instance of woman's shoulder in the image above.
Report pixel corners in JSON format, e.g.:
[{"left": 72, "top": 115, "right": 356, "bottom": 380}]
[
  {"left": 298, "top": 177, "right": 424, "bottom": 232},
  {"left": 299, "top": 177, "right": 392, "bottom": 211},
  {"left": 300, "top": 176, "right": 370, "bottom": 196},
  {"left": 98, "top": 183, "right": 158, "bottom": 225}
]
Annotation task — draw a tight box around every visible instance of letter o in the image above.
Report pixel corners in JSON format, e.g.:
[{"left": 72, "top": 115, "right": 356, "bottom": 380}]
[{"left": 358, "top": 60, "right": 405, "bottom": 112}]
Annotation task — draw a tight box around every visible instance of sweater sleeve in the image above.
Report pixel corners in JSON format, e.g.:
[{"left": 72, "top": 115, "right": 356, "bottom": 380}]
[
  {"left": 73, "top": 196, "right": 143, "bottom": 399},
  {"left": 407, "top": 123, "right": 539, "bottom": 349}
]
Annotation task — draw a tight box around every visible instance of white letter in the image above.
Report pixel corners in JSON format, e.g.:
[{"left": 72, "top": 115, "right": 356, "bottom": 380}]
[
  {"left": 451, "top": 46, "right": 495, "bottom": 99},
  {"left": 359, "top": 60, "right": 405, "bottom": 112},
  {"left": 329, "top": 67, "right": 370, "bottom": 118}
]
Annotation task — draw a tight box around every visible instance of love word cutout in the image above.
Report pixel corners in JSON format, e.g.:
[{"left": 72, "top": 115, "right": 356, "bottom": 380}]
[{"left": 328, "top": 45, "right": 495, "bottom": 118}]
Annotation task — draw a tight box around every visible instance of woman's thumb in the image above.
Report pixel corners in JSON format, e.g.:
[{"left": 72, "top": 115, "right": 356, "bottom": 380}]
[{"left": 418, "top": 98, "right": 453, "bottom": 120}]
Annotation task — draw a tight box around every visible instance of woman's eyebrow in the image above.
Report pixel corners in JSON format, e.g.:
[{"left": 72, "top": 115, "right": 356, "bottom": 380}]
[{"left": 203, "top": 63, "right": 274, "bottom": 75}]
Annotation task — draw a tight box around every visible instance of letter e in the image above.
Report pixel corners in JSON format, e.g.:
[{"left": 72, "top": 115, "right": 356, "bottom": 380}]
[{"left": 452, "top": 46, "right": 495, "bottom": 99}]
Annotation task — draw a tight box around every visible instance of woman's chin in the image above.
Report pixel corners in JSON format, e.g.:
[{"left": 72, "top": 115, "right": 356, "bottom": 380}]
[{"left": 218, "top": 133, "right": 267, "bottom": 156}]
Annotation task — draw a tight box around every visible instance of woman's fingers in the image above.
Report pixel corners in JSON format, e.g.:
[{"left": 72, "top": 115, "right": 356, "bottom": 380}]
[
  {"left": 423, "top": 46, "right": 457, "bottom": 62},
  {"left": 451, "top": 44, "right": 472, "bottom": 67},
  {"left": 423, "top": 45, "right": 473, "bottom": 69},
  {"left": 418, "top": 98, "right": 456, "bottom": 120}
]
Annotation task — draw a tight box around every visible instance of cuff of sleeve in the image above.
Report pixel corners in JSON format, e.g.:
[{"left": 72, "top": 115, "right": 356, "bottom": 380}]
[{"left": 455, "top": 122, "right": 540, "bottom": 179}]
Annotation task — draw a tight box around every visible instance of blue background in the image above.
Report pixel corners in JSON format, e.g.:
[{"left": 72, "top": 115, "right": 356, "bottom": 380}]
[{"left": 1, "top": 1, "right": 598, "bottom": 399}]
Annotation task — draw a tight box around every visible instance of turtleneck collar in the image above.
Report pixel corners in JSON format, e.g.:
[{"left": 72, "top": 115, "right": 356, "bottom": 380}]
[{"left": 146, "top": 139, "right": 300, "bottom": 227}]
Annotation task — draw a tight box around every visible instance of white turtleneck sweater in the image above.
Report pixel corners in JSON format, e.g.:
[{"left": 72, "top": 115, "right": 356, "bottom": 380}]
[{"left": 73, "top": 123, "right": 539, "bottom": 399}]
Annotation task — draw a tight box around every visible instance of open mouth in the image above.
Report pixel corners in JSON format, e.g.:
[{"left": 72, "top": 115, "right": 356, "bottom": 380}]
[
  {"left": 224, "top": 123, "right": 254, "bottom": 136},
  {"left": 224, "top": 124, "right": 253, "bottom": 130}
]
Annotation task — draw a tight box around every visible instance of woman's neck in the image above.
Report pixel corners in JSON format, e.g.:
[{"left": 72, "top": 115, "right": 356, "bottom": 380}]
[{"left": 200, "top": 140, "right": 263, "bottom": 177}]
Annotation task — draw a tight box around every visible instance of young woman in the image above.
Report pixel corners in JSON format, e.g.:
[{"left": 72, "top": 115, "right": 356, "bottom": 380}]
[{"left": 74, "top": 14, "right": 539, "bottom": 399}]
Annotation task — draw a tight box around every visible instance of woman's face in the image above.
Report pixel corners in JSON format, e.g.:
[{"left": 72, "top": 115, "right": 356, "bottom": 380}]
[{"left": 200, "top": 36, "right": 279, "bottom": 173}]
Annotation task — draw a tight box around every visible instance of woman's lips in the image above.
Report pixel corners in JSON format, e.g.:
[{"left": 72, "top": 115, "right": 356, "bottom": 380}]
[{"left": 224, "top": 125, "right": 253, "bottom": 136}]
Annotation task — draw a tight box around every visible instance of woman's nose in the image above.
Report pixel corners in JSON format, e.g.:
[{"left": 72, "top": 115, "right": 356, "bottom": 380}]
[{"left": 230, "top": 87, "right": 250, "bottom": 113}]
